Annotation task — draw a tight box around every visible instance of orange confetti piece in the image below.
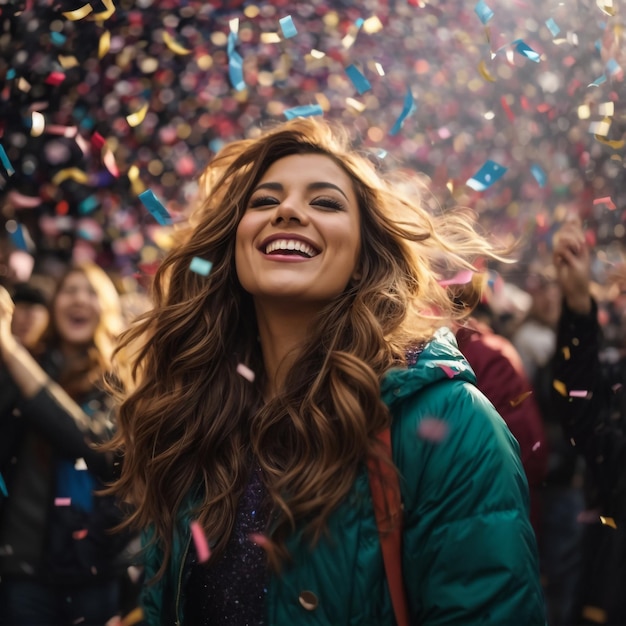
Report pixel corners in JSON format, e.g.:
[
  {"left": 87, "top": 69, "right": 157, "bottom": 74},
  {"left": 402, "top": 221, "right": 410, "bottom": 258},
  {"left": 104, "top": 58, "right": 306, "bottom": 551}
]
[
  {"left": 62, "top": 4, "right": 93, "bottom": 20},
  {"left": 126, "top": 103, "right": 149, "bottom": 127},
  {"left": 562, "top": 346, "right": 571, "bottom": 360},
  {"left": 553, "top": 379, "right": 567, "bottom": 397},
  {"left": 510, "top": 391, "right": 533, "bottom": 407}
]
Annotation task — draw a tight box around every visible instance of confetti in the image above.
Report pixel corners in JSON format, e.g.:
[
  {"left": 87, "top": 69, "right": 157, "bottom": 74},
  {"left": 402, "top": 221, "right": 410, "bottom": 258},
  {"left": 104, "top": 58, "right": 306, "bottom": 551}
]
[
  {"left": 0, "top": 145, "right": 15, "bottom": 176},
  {"left": 594, "top": 135, "right": 625, "bottom": 149},
  {"left": 190, "top": 520, "right": 211, "bottom": 562},
  {"left": 126, "top": 103, "right": 149, "bottom": 127},
  {"left": 417, "top": 417, "right": 449, "bottom": 442},
  {"left": 553, "top": 379, "right": 567, "bottom": 397},
  {"left": 98, "top": 31, "right": 111, "bottom": 59},
  {"left": 345, "top": 65, "right": 372, "bottom": 95},
  {"left": 600, "top": 516, "right": 617, "bottom": 529},
  {"left": 72, "top": 529, "right": 88, "bottom": 540},
  {"left": 189, "top": 257, "right": 213, "bottom": 276},
  {"left": 438, "top": 269, "right": 474, "bottom": 286},
  {"left": 478, "top": 60, "right": 496, "bottom": 82},
  {"left": 598, "top": 102, "right": 614, "bottom": 116},
  {"left": 45, "top": 72, "right": 65, "bottom": 86},
  {"left": 589, "top": 119, "right": 611, "bottom": 136},
  {"left": 90, "top": 0, "right": 115, "bottom": 21},
  {"left": 530, "top": 164, "right": 547, "bottom": 187},
  {"left": 30, "top": 111, "right": 45, "bottom": 137},
  {"left": 283, "top": 104, "right": 323, "bottom": 120},
  {"left": 588, "top": 74, "right": 607, "bottom": 87},
  {"left": 51, "top": 168, "right": 89, "bottom": 186},
  {"left": 531, "top": 441, "right": 541, "bottom": 452},
  {"left": 510, "top": 391, "right": 533, "bottom": 407},
  {"left": 279, "top": 16, "right": 298, "bottom": 39},
  {"left": 120, "top": 608, "right": 144, "bottom": 626},
  {"left": 138, "top": 190, "right": 171, "bottom": 226},
  {"left": 51, "top": 32, "right": 67, "bottom": 46},
  {"left": 236, "top": 363, "right": 256, "bottom": 383},
  {"left": 593, "top": 196, "right": 616, "bottom": 210},
  {"left": 466, "top": 160, "right": 507, "bottom": 191},
  {"left": 569, "top": 389, "right": 591, "bottom": 398},
  {"left": 162, "top": 31, "right": 192, "bottom": 55},
  {"left": 55, "top": 497, "right": 72, "bottom": 506},
  {"left": 545, "top": 18, "right": 561, "bottom": 37},
  {"left": 227, "top": 20, "right": 246, "bottom": 92},
  {"left": 389, "top": 88, "right": 415, "bottom": 136},
  {"left": 438, "top": 364, "right": 458, "bottom": 379},
  {"left": 62, "top": 4, "right": 94, "bottom": 21},
  {"left": 562, "top": 346, "right": 571, "bottom": 360},
  {"left": 0, "top": 472, "right": 7, "bottom": 497},
  {"left": 9, "top": 223, "right": 28, "bottom": 251},
  {"left": 612, "top": 383, "right": 622, "bottom": 393},
  {"left": 500, "top": 96, "right": 515, "bottom": 122},
  {"left": 474, "top": 0, "right": 494, "bottom": 24},
  {"left": 513, "top": 40, "right": 541, "bottom": 63},
  {"left": 79, "top": 196, "right": 99, "bottom": 215}
]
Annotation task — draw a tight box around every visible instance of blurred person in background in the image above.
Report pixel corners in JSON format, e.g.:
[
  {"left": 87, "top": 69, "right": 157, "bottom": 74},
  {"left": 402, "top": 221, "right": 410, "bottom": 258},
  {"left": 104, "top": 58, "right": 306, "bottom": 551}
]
[
  {"left": 452, "top": 274, "right": 548, "bottom": 539},
  {"left": 0, "top": 262, "right": 135, "bottom": 626},
  {"left": 512, "top": 263, "right": 585, "bottom": 626},
  {"left": 551, "top": 219, "right": 626, "bottom": 625},
  {"left": 10, "top": 277, "right": 54, "bottom": 350}
]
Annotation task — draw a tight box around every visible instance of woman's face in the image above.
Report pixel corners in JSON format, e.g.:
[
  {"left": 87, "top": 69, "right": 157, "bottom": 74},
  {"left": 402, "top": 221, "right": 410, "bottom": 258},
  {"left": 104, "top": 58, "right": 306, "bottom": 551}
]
[
  {"left": 235, "top": 153, "right": 362, "bottom": 307},
  {"left": 53, "top": 271, "right": 101, "bottom": 347}
]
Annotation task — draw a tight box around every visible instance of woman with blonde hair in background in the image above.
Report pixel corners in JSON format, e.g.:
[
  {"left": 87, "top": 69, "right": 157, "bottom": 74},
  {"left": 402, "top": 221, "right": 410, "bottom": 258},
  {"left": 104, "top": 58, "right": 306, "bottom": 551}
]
[{"left": 109, "top": 117, "right": 545, "bottom": 625}]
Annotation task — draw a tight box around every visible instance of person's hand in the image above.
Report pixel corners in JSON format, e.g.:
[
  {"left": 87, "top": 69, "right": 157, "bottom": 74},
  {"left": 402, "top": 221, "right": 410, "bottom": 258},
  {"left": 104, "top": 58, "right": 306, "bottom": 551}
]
[
  {"left": 0, "top": 285, "right": 18, "bottom": 357},
  {"left": 552, "top": 219, "right": 592, "bottom": 314}
]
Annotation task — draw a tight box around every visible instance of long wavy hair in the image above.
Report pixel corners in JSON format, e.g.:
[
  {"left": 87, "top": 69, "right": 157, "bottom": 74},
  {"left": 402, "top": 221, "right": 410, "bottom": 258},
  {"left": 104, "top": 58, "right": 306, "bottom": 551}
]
[
  {"left": 109, "top": 118, "right": 509, "bottom": 575},
  {"left": 41, "top": 261, "right": 123, "bottom": 400}
]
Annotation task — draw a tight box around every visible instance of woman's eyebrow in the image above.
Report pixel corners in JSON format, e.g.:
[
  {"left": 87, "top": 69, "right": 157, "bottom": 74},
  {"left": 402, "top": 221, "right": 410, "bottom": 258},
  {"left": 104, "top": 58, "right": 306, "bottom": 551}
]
[{"left": 252, "top": 181, "right": 348, "bottom": 201}]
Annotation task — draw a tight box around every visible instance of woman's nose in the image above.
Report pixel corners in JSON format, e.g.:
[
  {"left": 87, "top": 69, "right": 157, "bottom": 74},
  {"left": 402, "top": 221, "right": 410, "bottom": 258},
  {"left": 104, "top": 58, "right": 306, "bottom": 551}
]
[{"left": 270, "top": 196, "right": 308, "bottom": 225}]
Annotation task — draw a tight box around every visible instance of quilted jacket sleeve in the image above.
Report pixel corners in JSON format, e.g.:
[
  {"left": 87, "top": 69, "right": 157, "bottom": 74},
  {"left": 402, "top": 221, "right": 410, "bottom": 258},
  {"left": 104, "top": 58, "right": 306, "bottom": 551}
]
[{"left": 395, "top": 378, "right": 545, "bottom": 625}]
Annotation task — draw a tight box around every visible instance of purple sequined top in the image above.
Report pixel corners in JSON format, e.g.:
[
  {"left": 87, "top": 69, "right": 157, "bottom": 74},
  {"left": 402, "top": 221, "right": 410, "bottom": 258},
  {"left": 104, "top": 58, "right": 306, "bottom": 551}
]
[{"left": 184, "top": 464, "right": 269, "bottom": 626}]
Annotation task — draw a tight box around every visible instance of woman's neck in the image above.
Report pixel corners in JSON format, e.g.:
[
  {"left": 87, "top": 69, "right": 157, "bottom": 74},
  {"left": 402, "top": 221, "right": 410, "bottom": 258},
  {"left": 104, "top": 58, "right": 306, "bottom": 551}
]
[{"left": 254, "top": 301, "right": 318, "bottom": 398}]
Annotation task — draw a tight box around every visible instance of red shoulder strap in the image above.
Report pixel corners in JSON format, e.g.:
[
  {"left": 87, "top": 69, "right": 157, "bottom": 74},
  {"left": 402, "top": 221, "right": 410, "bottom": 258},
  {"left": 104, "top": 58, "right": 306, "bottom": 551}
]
[{"left": 366, "top": 427, "right": 411, "bottom": 626}]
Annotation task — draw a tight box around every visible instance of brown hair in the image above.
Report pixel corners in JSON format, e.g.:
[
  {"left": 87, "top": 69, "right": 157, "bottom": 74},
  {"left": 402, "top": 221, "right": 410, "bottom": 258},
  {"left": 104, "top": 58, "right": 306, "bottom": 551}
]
[{"left": 109, "top": 118, "right": 509, "bottom": 575}]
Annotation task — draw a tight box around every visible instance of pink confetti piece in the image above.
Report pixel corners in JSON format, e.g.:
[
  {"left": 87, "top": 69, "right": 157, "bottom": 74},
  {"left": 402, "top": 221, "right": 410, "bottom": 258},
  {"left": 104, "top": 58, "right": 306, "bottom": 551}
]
[
  {"left": 417, "top": 418, "right": 449, "bottom": 442},
  {"left": 569, "top": 390, "right": 591, "bottom": 398},
  {"left": 531, "top": 441, "right": 541, "bottom": 452},
  {"left": 190, "top": 520, "right": 211, "bottom": 563},
  {"left": 612, "top": 383, "right": 623, "bottom": 393},
  {"left": 249, "top": 533, "right": 270, "bottom": 548},
  {"left": 45, "top": 71, "right": 65, "bottom": 86},
  {"left": 438, "top": 364, "right": 458, "bottom": 379},
  {"left": 236, "top": 363, "right": 255, "bottom": 383},
  {"left": 437, "top": 269, "right": 474, "bottom": 287},
  {"left": 54, "top": 497, "right": 71, "bottom": 506},
  {"left": 72, "top": 529, "right": 88, "bottom": 540},
  {"left": 593, "top": 196, "right": 616, "bottom": 210}
]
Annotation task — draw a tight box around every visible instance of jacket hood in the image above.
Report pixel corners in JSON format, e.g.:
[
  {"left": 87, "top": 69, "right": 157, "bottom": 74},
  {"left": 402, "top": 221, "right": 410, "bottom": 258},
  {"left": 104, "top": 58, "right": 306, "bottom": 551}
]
[{"left": 381, "top": 327, "right": 476, "bottom": 406}]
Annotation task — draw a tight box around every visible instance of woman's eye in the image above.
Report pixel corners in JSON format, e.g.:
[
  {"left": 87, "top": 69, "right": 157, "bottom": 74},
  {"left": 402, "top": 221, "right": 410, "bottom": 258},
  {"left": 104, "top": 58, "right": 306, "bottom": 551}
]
[
  {"left": 312, "top": 197, "right": 344, "bottom": 211},
  {"left": 249, "top": 196, "right": 279, "bottom": 208}
]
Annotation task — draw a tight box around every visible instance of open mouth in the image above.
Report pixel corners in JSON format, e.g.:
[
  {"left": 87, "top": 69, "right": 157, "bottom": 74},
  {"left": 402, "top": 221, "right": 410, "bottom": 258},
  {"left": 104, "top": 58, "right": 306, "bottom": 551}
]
[{"left": 263, "top": 239, "right": 320, "bottom": 258}]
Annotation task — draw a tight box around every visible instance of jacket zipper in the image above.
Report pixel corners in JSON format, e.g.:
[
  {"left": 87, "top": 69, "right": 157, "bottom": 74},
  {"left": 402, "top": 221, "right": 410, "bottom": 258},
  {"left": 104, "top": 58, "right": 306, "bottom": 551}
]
[{"left": 174, "top": 534, "right": 192, "bottom": 626}]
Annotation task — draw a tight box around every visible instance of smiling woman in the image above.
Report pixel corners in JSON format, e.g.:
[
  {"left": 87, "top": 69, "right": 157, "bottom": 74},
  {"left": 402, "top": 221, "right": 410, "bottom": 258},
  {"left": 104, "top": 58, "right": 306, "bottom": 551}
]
[{"left": 108, "top": 118, "right": 546, "bottom": 626}]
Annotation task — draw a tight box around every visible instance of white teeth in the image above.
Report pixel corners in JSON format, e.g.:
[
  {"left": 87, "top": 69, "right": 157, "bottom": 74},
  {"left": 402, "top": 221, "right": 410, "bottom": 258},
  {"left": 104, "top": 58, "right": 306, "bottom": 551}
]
[{"left": 265, "top": 239, "right": 316, "bottom": 257}]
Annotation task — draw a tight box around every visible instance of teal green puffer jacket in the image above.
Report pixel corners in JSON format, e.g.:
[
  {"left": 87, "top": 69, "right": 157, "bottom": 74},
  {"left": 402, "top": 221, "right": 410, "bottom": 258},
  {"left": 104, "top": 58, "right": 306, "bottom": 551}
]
[{"left": 140, "top": 328, "right": 545, "bottom": 625}]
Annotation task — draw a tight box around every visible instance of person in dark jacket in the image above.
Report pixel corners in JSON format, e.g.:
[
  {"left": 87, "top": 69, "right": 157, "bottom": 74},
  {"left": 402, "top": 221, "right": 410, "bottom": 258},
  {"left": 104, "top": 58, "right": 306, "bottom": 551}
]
[
  {"left": 551, "top": 218, "right": 626, "bottom": 625},
  {"left": 0, "top": 261, "right": 132, "bottom": 626},
  {"left": 107, "top": 118, "right": 545, "bottom": 625}
]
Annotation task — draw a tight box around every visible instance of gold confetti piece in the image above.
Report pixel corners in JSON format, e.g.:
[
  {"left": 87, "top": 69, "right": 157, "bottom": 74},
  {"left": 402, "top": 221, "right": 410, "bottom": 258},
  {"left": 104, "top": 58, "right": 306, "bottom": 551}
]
[
  {"left": 594, "top": 135, "right": 625, "bottom": 149},
  {"left": 58, "top": 55, "right": 79, "bottom": 69},
  {"left": 62, "top": 4, "right": 93, "bottom": 20},
  {"left": 562, "top": 346, "right": 571, "bottom": 360},
  {"left": 346, "top": 97, "right": 366, "bottom": 112},
  {"left": 581, "top": 605, "right": 607, "bottom": 624},
  {"left": 362, "top": 16, "right": 383, "bottom": 34},
  {"left": 90, "top": 0, "right": 115, "bottom": 21},
  {"left": 126, "top": 103, "right": 149, "bottom": 127},
  {"left": 600, "top": 516, "right": 617, "bottom": 529},
  {"left": 598, "top": 102, "right": 614, "bottom": 116},
  {"left": 510, "top": 391, "right": 533, "bottom": 408},
  {"left": 261, "top": 32, "right": 281, "bottom": 44},
  {"left": 120, "top": 608, "right": 144, "bottom": 626},
  {"left": 98, "top": 30, "right": 110, "bottom": 59},
  {"left": 597, "top": 0, "right": 615, "bottom": 16},
  {"left": 553, "top": 379, "right": 567, "bottom": 397},
  {"left": 17, "top": 77, "right": 31, "bottom": 92},
  {"left": 30, "top": 111, "right": 45, "bottom": 137},
  {"left": 577, "top": 105, "right": 591, "bottom": 120},
  {"left": 315, "top": 92, "right": 330, "bottom": 112},
  {"left": 52, "top": 168, "right": 89, "bottom": 186},
  {"left": 128, "top": 165, "right": 145, "bottom": 195},
  {"left": 478, "top": 59, "right": 496, "bottom": 83},
  {"left": 162, "top": 31, "right": 192, "bottom": 55}
]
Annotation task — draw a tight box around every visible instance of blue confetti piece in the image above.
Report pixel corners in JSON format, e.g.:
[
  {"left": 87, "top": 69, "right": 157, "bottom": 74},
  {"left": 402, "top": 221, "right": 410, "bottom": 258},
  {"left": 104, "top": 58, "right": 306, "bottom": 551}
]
[
  {"left": 373, "top": 148, "right": 388, "bottom": 159},
  {"left": 9, "top": 224, "right": 28, "bottom": 251},
  {"left": 279, "top": 15, "right": 298, "bottom": 39},
  {"left": 530, "top": 164, "right": 547, "bottom": 187},
  {"left": 474, "top": 0, "right": 494, "bottom": 24},
  {"left": 0, "top": 472, "right": 7, "bottom": 497},
  {"left": 189, "top": 257, "right": 213, "bottom": 276},
  {"left": 345, "top": 64, "right": 371, "bottom": 95},
  {"left": 6, "top": 68, "right": 15, "bottom": 80},
  {"left": 606, "top": 58, "right": 621, "bottom": 76},
  {"left": 227, "top": 31, "right": 246, "bottom": 92},
  {"left": 513, "top": 39, "right": 541, "bottom": 62},
  {"left": 51, "top": 31, "right": 67, "bottom": 46},
  {"left": 355, "top": 17, "right": 364, "bottom": 28},
  {"left": 78, "top": 195, "right": 99, "bottom": 214},
  {"left": 139, "top": 190, "right": 172, "bottom": 226},
  {"left": 466, "top": 160, "right": 508, "bottom": 191},
  {"left": 0, "top": 145, "right": 14, "bottom": 176},
  {"left": 545, "top": 18, "right": 560, "bottom": 37},
  {"left": 595, "top": 39, "right": 602, "bottom": 52},
  {"left": 284, "top": 104, "right": 324, "bottom": 120},
  {"left": 590, "top": 74, "right": 607, "bottom": 87},
  {"left": 389, "top": 88, "right": 416, "bottom": 136},
  {"left": 209, "top": 138, "right": 225, "bottom": 152}
]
